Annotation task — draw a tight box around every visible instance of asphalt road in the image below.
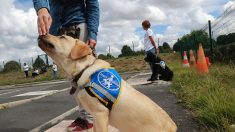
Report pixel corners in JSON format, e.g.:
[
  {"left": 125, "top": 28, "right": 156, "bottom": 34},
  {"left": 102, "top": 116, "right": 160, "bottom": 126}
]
[{"left": 0, "top": 72, "right": 197, "bottom": 132}]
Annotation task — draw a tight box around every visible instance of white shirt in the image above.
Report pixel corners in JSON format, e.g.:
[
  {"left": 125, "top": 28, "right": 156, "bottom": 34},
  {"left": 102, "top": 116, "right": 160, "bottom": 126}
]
[
  {"left": 144, "top": 28, "right": 155, "bottom": 51},
  {"left": 52, "top": 64, "right": 58, "bottom": 71},
  {"left": 34, "top": 69, "right": 39, "bottom": 74},
  {"left": 23, "top": 65, "right": 29, "bottom": 71}
]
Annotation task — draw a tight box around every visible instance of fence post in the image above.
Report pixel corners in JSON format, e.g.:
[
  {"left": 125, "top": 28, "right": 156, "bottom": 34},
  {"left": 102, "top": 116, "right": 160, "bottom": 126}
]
[
  {"left": 208, "top": 20, "right": 213, "bottom": 56},
  {"left": 38, "top": 55, "right": 40, "bottom": 68},
  {"left": 32, "top": 57, "right": 34, "bottom": 67},
  {"left": 45, "top": 54, "right": 49, "bottom": 66},
  {"left": 193, "top": 34, "right": 198, "bottom": 61},
  {"left": 19, "top": 59, "right": 21, "bottom": 69}
]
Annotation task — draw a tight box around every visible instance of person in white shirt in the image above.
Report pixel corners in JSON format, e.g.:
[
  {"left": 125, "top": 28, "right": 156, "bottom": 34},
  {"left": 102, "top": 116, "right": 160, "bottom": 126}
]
[
  {"left": 23, "top": 63, "right": 29, "bottom": 77},
  {"left": 142, "top": 20, "right": 159, "bottom": 81},
  {"left": 32, "top": 68, "right": 39, "bottom": 77},
  {"left": 52, "top": 62, "right": 58, "bottom": 79}
]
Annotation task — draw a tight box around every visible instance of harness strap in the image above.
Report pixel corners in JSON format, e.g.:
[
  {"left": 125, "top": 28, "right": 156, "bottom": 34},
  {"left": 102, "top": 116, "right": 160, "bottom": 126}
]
[
  {"left": 85, "top": 82, "right": 116, "bottom": 102},
  {"left": 70, "top": 59, "right": 96, "bottom": 95},
  {"left": 84, "top": 86, "right": 114, "bottom": 110}
]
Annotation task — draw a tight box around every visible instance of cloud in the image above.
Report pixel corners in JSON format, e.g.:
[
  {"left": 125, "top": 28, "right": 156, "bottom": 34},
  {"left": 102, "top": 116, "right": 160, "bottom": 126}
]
[
  {"left": 96, "top": 0, "right": 220, "bottom": 56},
  {"left": 0, "top": 0, "right": 43, "bottom": 63},
  {"left": 223, "top": 1, "right": 235, "bottom": 10},
  {"left": 0, "top": 0, "right": 232, "bottom": 63}
]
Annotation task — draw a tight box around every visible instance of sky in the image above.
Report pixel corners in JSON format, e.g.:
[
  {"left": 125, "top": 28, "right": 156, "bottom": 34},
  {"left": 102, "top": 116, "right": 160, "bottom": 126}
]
[{"left": 0, "top": 0, "right": 234, "bottom": 65}]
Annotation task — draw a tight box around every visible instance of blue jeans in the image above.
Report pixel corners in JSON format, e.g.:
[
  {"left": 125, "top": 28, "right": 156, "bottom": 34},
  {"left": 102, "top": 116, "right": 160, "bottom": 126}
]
[
  {"left": 146, "top": 48, "right": 157, "bottom": 74},
  {"left": 33, "top": 0, "right": 99, "bottom": 41},
  {"left": 53, "top": 71, "right": 58, "bottom": 79}
]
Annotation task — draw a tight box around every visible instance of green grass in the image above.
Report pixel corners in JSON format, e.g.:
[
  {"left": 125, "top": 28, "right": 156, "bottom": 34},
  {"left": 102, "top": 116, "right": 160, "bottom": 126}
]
[
  {"left": 0, "top": 68, "right": 66, "bottom": 86},
  {"left": 170, "top": 56, "right": 235, "bottom": 131}
]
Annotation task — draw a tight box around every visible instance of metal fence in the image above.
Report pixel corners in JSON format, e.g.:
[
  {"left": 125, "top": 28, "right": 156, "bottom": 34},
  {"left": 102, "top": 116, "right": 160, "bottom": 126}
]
[
  {"left": 0, "top": 54, "right": 53, "bottom": 72},
  {"left": 201, "top": 3, "right": 235, "bottom": 43}
]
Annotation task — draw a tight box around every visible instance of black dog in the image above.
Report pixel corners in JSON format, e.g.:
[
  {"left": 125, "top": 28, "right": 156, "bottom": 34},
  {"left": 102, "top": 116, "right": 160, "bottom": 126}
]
[{"left": 144, "top": 53, "right": 174, "bottom": 81}]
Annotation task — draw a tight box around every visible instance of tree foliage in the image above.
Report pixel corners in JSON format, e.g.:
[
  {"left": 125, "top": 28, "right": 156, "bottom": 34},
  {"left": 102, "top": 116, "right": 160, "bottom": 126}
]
[
  {"left": 159, "top": 42, "right": 172, "bottom": 53},
  {"left": 120, "top": 45, "right": 134, "bottom": 57},
  {"left": 3, "top": 61, "right": 21, "bottom": 72},
  {"left": 172, "top": 30, "right": 212, "bottom": 52},
  {"left": 33, "top": 57, "right": 45, "bottom": 68},
  {"left": 118, "top": 45, "right": 145, "bottom": 57},
  {"left": 98, "top": 53, "right": 115, "bottom": 60},
  {"left": 217, "top": 33, "right": 235, "bottom": 45}
]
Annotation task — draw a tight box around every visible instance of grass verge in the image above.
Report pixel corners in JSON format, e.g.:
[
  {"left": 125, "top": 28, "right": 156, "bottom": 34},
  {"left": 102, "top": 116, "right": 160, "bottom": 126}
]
[
  {"left": 0, "top": 69, "right": 66, "bottom": 86},
  {"left": 171, "top": 56, "right": 235, "bottom": 131}
]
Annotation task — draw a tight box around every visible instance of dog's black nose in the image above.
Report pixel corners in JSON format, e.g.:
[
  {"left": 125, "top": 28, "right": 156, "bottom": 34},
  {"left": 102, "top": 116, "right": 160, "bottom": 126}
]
[{"left": 38, "top": 35, "right": 46, "bottom": 41}]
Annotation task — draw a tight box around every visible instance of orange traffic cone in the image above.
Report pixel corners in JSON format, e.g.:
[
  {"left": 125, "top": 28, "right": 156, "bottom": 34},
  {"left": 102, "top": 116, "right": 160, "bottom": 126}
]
[
  {"left": 205, "top": 57, "right": 211, "bottom": 67},
  {"left": 189, "top": 50, "right": 196, "bottom": 67},
  {"left": 182, "top": 51, "right": 190, "bottom": 67},
  {"left": 196, "top": 44, "right": 209, "bottom": 73}
]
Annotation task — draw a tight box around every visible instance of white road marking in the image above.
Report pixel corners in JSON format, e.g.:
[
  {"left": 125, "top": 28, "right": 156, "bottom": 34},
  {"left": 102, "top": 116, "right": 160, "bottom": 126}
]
[
  {"left": 13, "top": 90, "right": 58, "bottom": 97},
  {"left": 0, "top": 90, "right": 21, "bottom": 96},
  {"left": 0, "top": 87, "right": 70, "bottom": 110}
]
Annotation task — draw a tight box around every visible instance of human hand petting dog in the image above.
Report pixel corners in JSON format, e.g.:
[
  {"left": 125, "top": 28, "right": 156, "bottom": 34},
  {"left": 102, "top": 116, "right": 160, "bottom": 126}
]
[
  {"left": 37, "top": 8, "right": 52, "bottom": 35},
  {"left": 87, "top": 39, "right": 96, "bottom": 48}
]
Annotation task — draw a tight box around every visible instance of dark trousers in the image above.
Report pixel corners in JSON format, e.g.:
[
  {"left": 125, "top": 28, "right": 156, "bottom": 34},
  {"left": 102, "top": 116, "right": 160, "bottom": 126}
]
[{"left": 24, "top": 71, "right": 29, "bottom": 77}]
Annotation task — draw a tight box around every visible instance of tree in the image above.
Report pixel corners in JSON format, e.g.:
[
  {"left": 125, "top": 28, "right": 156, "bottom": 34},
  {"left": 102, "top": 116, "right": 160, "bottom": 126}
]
[
  {"left": 3, "top": 61, "right": 21, "bottom": 72},
  {"left": 163, "top": 42, "right": 171, "bottom": 50},
  {"left": 98, "top": 53, "right": 115, "bottom": 60},
  {"left": 173, "top": 30, "right": 210, "bottom": 52},
  {"left": 119, "top": 45, "right": 134, "bottom": 57},
  {"left": 98, "top": 54, "right": 107, "bottom": 59},
  {"left": 33, "top": 57, "right": 45, "bottom": 68},
  {"left": 106, "top": 53, "right": 115, "bottom": 59},
  {"left": 227, "top": 33, "right": 235, "bottom": 44},
  {"left": 173, "top": 39, "right": 181, "bottom": 52},
  {"left": 158, "top": 46, "right": 165, "bottom": 53},
  {"left": 216, "top": 35, "right": 227, "bottom": 46},
  {"left": 161, "top": 42, "right": 172, "bottom": 53},
  {"left": 135, "top": 49, "right": 145, "bottom": 55}
]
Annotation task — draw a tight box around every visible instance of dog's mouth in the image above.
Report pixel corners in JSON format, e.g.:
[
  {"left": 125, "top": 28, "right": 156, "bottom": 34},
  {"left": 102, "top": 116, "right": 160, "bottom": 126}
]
[{"left": 38, "top": 35, "right": 55, "bottom": 51}]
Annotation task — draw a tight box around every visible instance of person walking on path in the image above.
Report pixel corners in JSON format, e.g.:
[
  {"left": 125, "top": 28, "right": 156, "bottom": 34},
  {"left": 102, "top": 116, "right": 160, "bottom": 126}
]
[
  {"left": 23, "top": 63, "right": 29, "bottom": 78},
  {"left": 33, "top": 0, "right": 99, "bottom": 131},
  {"left": 142, "top": 20, "right": 159, "bottom": 81},
  {"left": 52, "top": 62, "right": 58, "bottom": 79}
]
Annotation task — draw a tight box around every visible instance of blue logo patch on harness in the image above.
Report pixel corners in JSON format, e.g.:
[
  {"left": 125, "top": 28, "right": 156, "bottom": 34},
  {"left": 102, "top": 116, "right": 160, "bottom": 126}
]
[{"left": 85, "top": 68, "right": 122, "bottom": 110}]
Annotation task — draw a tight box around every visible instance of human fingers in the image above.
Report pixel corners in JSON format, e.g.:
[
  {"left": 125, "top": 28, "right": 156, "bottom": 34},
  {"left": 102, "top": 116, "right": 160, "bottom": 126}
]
[
  {"left": 38, "top": 16, "right": 46, "bottom": 35},
  {"left": 43, "top": 14, "right": 52, "bottom": 34},
  {"left": 87, "top": 39, "right": 97, "bottom": 48}
]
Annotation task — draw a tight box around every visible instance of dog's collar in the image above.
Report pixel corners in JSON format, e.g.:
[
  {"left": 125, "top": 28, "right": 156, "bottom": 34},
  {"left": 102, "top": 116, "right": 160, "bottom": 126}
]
[{"left": 70, "top": 59, "right": 96, "bottom": 95}]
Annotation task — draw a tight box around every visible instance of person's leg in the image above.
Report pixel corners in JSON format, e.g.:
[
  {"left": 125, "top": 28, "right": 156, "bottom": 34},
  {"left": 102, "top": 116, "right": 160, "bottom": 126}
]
[
  {"left": 146, "top": 48, "right": 156, "bottom": 81},
  {"left": 55, "top": 71, "right": 58, "bottom": 79},
  {"left": 74, "top": 23, "right": 93, "bottom": 121},
  {"left": 53, "top": 71, "right": 55, "bottom": 79},
  {"left": 25, "top": 71, "right": 29, "bottom": 77},
  {"left": 59, "top": 23, "right": 93, "bottom": 131}
]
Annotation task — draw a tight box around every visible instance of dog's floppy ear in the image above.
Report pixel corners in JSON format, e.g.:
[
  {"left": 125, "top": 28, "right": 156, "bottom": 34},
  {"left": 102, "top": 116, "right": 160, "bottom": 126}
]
[{"left": 70, "top": 40, "right": 92, "bottom": 60}]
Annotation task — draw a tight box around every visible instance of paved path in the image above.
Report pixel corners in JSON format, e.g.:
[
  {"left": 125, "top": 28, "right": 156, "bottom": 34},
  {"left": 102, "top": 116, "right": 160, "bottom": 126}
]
[{"left": 0, "top": 72, "right": 197, "bottom": 132}]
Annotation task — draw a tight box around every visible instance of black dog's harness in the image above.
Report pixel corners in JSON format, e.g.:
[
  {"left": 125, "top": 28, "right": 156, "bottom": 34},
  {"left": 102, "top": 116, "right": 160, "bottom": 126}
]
[
  {"left": 70, "top": 62, "right": 122, "bottom": 110},
  {"left": 70, "top": 59, "right": 96, "bottom": 95}
]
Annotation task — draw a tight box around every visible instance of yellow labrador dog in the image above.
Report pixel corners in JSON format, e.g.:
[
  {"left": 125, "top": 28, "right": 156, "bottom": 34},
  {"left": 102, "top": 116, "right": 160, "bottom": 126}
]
[{"left": 38, "top": 34, "right": 177, "bottom": 132}]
